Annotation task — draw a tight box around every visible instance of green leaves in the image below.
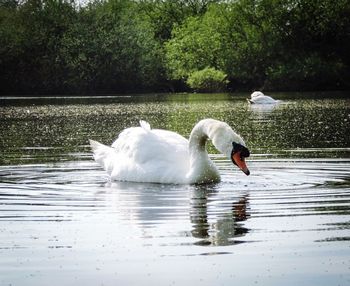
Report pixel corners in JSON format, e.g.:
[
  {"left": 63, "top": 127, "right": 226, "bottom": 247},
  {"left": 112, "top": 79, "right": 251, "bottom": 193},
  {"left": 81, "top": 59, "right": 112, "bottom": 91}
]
[
  {"left": 165, "top": 6, "right": 228, "bottom": 81},
  {"left": 186, "top": 67, "right": 228, "bottom": 92}
]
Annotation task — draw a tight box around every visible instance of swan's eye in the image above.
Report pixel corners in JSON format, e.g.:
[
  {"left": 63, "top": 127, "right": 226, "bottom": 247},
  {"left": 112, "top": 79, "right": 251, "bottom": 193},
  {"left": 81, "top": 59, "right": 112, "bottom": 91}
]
[
  {"left": 232, "top": 142, "right": 250, "bottom": 158},
  {"left": 241, "top": 148, "right": 250, "bottom": 158}
]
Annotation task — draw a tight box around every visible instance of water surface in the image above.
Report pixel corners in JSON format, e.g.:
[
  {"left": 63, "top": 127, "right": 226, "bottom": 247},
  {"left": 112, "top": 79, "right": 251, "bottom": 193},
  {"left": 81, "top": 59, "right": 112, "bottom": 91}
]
[{"left": 0, "top": 92, "right": 349, "bottom": 285}]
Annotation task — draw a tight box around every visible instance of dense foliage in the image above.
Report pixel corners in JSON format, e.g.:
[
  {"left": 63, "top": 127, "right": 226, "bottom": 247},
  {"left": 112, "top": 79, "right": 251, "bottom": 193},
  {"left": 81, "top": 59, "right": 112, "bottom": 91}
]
[
  {"left": 0, "top": 0, "right": 349, "bottom": 94},
  {"left": 186, "top": 67, "right": 228, "bottom": 92}
]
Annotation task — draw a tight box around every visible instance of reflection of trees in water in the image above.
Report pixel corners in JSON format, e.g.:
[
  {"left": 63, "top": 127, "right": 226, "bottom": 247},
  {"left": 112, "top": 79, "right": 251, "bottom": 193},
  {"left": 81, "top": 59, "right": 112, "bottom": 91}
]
[{"left": 190, "top": 185, "right": 250, "bottom": 246}]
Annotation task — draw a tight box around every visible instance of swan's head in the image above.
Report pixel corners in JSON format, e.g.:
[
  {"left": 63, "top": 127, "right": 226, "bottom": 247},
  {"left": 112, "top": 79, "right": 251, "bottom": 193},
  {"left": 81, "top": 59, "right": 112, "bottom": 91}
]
[
  {"left": 231, "top": 142, "right": 250, "bottom": 176},
  {"left": 208, "top": 121, "right": 250, "bottom": 176}
]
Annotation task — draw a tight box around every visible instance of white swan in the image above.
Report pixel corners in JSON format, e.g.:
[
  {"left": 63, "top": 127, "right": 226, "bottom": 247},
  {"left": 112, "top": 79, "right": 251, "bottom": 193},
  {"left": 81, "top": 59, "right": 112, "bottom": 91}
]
[
  {"left": 89, "top": 119, "right": 250, "bottom": 184},
  {"left": 248, "top": 91, "right": 278, "bottom": 104}
]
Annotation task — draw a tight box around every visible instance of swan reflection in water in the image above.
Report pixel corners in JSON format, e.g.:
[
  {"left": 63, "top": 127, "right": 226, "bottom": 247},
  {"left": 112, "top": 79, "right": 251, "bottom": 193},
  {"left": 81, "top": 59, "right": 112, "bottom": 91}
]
[
  {"left": 104, "top": 181, "right": 250, "bottom": 247},
  {"left": 190, "top": 185, "right": 250, "bottom": 246}
]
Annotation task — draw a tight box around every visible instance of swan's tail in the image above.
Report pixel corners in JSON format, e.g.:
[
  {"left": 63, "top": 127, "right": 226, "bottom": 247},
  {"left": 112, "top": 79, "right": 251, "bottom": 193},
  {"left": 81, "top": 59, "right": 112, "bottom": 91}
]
[
  {"left": 89, "top": 139, "right": 116, "bottom": 175},
  {"left": 139, "top": 120, "right": 151, "bottom": 131}
]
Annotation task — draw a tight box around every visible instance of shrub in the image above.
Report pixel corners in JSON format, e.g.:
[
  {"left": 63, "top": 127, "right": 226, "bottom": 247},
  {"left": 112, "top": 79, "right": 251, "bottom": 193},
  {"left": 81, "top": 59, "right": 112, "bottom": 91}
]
[{"left": 186, "top": 67, "right": 228, "bottom": 92}]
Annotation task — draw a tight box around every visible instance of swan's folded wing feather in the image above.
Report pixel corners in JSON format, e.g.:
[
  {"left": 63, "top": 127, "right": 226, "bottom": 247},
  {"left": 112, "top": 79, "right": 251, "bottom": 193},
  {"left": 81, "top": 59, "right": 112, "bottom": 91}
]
[
  {"left": 109, "top": 127, "right": 190, "bottom": 183},
  {"left": 112, "top": 128, "right": 188, "bottom": 162},
  {"left": 89, "top": 139, "right": 118, "bottom": 175}
]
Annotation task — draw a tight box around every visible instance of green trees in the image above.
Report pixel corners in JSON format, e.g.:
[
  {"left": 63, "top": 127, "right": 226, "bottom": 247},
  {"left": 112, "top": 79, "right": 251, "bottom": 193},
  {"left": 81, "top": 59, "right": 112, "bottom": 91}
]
[
  {"left": 165, "top": 0, "right": 350, "bottom": 91},
  {"left": 0, "top": 0, "right": 349, "bottom": 94},
  {"left": 0, "top": 0, "right": 163, "bottom": 94},
  {"left": 61, "top": 0, "right": 163, "bottom": 93},
  {"left": 186, "top": 67, "right": 228, "bottom": 92},
  {"left": 165, "top": 6, "right": 227, "bottom": 80},
  {"left": 263, "top": 0, "right": 350, "bottom": 90},
  {"left": 0, "top": 0, "right": 77, "bottom": 93}
]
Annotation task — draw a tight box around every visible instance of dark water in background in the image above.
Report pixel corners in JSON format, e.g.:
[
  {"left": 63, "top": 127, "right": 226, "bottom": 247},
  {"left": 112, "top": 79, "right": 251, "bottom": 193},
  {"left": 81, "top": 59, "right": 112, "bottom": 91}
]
[{"left": 0, "top": 92, "right": 349, "bottom": 285}]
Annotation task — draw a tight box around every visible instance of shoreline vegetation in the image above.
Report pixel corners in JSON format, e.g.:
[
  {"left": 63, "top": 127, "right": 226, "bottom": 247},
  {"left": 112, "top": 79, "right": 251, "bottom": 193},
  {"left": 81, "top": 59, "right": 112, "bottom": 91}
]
[{"left": 1, "top": 0, "right": 349, "bottom": 95}]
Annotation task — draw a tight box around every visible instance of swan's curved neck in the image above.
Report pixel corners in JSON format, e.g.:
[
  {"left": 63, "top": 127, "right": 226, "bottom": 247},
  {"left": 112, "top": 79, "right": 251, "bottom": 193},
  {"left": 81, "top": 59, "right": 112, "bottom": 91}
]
[
  {"left": 187, "top": 119, "right": 221, "bottom": 183},
  {"left": 186, "top": 119, "right": 246, "bottom": 184},
  {"left": 189, "top": 125, "right": 208, "bottom": 154},
  {"left": 189, "top": 118, "right": 242, "bottom": 154}
]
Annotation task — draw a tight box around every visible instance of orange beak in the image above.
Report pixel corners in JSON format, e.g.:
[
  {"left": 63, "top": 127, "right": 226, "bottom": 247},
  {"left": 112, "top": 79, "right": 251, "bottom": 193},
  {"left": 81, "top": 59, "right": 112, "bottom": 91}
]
[{"left": 232, "top": 152, "right": 250, "bottom": 176}]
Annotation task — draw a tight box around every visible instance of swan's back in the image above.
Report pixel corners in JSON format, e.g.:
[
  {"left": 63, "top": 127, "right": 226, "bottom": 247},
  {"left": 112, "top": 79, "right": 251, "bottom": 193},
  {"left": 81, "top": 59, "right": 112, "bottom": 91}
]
[
  {"left": 91, "top": 122, "right": 190, "bottom": 183},
  {"left": 250, "top": 91, "right": 277, "bottom": 104}
]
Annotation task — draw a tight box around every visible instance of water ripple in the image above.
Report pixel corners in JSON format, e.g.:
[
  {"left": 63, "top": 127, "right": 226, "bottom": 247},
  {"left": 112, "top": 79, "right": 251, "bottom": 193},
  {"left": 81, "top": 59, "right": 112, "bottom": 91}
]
[{"left": 1, "top": 158, "right": 349, "bottom": 248}]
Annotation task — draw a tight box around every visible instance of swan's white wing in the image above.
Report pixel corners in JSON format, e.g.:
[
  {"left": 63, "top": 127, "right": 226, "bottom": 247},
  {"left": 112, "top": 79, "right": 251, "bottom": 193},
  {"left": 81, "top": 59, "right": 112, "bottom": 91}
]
[{"left": 92, "top": 124, "right": 190, "bottom": 183}]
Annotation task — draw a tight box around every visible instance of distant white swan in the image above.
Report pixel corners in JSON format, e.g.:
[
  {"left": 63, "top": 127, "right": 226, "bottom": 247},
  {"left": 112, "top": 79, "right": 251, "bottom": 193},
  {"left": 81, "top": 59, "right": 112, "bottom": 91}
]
[
  {"left": 248, "top": 91, "right": 278, "bottom": 104},
  {"left": 89, "top": 119, "right": 250, "bottom": 184}
]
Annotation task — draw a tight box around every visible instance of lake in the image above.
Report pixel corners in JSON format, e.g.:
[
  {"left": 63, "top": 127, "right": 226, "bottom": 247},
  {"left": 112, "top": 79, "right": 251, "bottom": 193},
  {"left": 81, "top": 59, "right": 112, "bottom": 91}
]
[{"left": 0, "top": 92, "right": 349, "bottom": 285}]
